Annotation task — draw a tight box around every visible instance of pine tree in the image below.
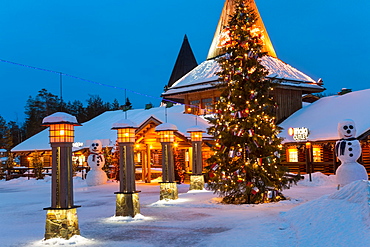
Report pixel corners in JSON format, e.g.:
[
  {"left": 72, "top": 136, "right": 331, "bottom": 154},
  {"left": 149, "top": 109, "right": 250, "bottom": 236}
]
[
  {"left": 85, "top": 95, "right": 109, "bottom": 120},
  {"left": 111, "top": 98, "right": 120, "bottom": 110},
  {"left": 7, "top": 121, "right": 24, "bottom": 148},
  {"left": 102, "top": 146, "right": 113, "bottom": 178},
  {"left": 0, "top": 115, "right": 7, "bottom": 148},
  {"left": 32, "top": 151, "right": 44, "bottom": 180},
  {"left": 66, "top": 100, "right": 87, "bottom": 123},
  {"left": 206, "top": 0, "right": 294, "bottom": 204},
  {"left": 24, "top": 89, "right": 61, "bottom": 138},
  {"left": 121, "top": 97, "right": 132, "bottom": 111}
]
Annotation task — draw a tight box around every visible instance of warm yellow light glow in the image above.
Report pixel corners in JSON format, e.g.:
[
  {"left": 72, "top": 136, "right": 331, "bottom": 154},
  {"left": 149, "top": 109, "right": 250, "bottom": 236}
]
[
  {"left": 117, "top": 128, "right": 136, "bottom": 143},
  {"left": 190, "top": 132, "right": 203, "bottom": 142},
  {"left": 288, "top": 128, "right": 294, "bottom": 136},
  {"left": 158, "top": 130, "right": 175, "bottom": 142},
  {"left": 287, "top": 148, "right": 298, "bottom": 162},
  {"left": 313, "top": 147, "right": 322, "bottom": 162},
  {"left": 48, "top": 123, "right": 75, "bottom": 143}
]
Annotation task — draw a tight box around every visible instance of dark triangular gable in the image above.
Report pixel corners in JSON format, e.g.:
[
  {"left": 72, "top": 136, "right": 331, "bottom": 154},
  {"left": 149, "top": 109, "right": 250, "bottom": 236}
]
[{"left": 166, "top": 35, "right": 198, "bottom": 89}]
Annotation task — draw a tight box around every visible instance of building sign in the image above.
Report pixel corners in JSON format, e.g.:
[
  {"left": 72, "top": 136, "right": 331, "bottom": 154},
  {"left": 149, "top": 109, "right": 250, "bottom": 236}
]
[
  {"left": 73, "top": 142, "right": 84, "bottom": 148},
  {"left": 288, "top": 127, "right": 310, "bottom": 141}
]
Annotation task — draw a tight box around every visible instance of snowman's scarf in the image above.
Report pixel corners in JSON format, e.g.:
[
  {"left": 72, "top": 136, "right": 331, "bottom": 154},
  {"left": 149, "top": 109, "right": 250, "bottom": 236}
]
[{"left": 335, "top": 138, "right": 356, "bottom": 156}]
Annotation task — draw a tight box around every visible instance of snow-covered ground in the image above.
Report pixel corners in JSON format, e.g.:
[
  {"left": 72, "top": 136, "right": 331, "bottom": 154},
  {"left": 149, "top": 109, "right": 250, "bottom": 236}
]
[{"left": 0, "top": 173, "right": 369, "bottom": 247}]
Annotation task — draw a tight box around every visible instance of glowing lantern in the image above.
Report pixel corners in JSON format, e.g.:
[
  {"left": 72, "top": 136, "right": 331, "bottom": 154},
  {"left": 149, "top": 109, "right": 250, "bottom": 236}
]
[
  {"left": 156, "top": 123, "right": 177, "bottom": 143},
  {"left": 111, "top": 119, "right": 140, "bottom": 217},
  {"left": 42, "top": 112, "right": 80, "bottom": 143},
  {"left": 112, "top": 119, "right": 137, "bottom": 143},
  {"left": 187, "top": 125, "right": 206, "bottom": 189},
  {"left": 42, "top": 112, "right": 81, "bottom": 240},
  {"left": 306, "top": 142, "right": 311, "bottom": 149},
  {"left": 187, "top": 126, "right": 206, "bottom": 142}
]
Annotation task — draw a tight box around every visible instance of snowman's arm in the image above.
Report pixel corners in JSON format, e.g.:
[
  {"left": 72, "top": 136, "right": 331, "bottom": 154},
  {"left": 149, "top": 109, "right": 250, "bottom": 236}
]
[
  {"left": 335, "top": 141, "right": 339, "bottom": 156},
  {"left": 100, "top": 154, "right": 105, "bottom": 164}
]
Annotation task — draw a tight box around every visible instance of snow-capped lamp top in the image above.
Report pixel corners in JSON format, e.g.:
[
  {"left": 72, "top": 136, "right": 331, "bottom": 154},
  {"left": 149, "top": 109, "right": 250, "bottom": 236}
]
[
  {"left": 186, "top": 125, "right": 206, "bottom": 133},
  {"left": 187, "top": 125, "right": 206, "bottom": 142},
  {"left": 42, "top": 112, "right": 80, "bottom": 125},
  {"left": 338, "top": 119, "right": 357, "bottom": 139},
  {"left": 111, "top": 119, "right": 138, "bottom": 129},
  {"left": 42, "top": 112, "right": 80, "bottom": 143},
  {"left": 156, "top": 123, "right": 178, "bottom": 143},
  {"left": 112, "top": 119, "right": 138, "bottom": 143},
  {"left": 155, "top": 123, "right": 178, "bottom": 132}
]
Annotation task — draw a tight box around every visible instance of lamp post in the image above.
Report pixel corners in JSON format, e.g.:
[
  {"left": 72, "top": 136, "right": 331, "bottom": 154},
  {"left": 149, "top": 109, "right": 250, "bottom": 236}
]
[
  {"left": 155, "top": 123, "right": 178, "bottom": 200},
  {"left": 42, "top": 112, "right": 81, "bottom": 240},
  {"left": 305, "top": 142, "right": 313, "bottom": 182},
  {"left": 187, "top": 126, "right": 205, "bottom": 190},
  {"left": 112, "top": 119, "right": 140, "bottom": 217}
]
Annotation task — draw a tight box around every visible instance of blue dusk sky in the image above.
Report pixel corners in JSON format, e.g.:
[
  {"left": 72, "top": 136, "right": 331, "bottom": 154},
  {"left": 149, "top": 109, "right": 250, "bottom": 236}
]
[{"left": 1, "top": 0, "right": 370, "bottom": 123}]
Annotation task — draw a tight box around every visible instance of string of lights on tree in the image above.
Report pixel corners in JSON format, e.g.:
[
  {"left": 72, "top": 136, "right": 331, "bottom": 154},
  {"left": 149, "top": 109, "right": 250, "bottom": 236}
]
[{"left": 206, "top": 0, "right": 298, "bottom": 204}]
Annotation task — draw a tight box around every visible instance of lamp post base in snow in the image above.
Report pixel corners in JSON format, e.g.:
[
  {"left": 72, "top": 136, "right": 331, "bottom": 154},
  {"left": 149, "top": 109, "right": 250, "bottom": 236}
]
[
  {"left": 115, "top": 192, "right": 140, "bottom": 217},
  {"left": 44, "top": 207, "right": 80, "bottom": 240},
  {"left": 160, "top": 182, "right": 178, "bottom": 200},
  {"left": 189, "top": 175, "right": 205, "bottom": 190}
]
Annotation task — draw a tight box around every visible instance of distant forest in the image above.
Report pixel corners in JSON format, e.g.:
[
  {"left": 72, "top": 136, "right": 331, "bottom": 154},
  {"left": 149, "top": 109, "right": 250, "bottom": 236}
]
[{"left": 0, "top": 88, "right": 134, "bottom": 151}]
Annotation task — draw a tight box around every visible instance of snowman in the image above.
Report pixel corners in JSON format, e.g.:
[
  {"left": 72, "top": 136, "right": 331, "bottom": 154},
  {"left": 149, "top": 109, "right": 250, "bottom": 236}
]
[
  {"left": 335, "top": 119, "right": 368, "bottom": 186},
  {"left": 86, "top": 139, "right": 108, "bottom": 186}
]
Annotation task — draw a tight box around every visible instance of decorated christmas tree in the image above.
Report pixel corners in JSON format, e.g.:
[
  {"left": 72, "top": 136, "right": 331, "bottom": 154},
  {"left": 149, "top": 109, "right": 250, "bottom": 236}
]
[{"left": 206, "top": 0, "right": 295, "bottom": 204}]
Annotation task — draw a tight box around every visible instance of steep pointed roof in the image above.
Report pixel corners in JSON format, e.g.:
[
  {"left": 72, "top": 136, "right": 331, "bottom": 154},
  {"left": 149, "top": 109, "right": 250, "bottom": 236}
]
[
  {"left": 161, "top": 0, "right": 325, "bottom": 100},
  {"left": 207, "top": 0, "right": 277, "bottom": 59},
  {"left": 167, "top": 35, "right": 198, "bottom": 88}
]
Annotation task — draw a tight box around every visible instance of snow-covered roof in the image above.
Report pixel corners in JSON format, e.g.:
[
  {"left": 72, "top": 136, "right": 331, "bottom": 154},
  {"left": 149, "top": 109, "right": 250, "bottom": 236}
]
[
  {"left": 42, "top": 112, "right": 79, "bottom": 125},
  {"left": 12, "top": 105, "right": 212, "bottom": 152},
  {"left": 187, "top": 125, "right": 207, "bottom": 133},
  {"left": 155, "top": 123, "right": 178, "bottom": 132},
  {"left": 162, "top": 56, "right": 324, "bottom": 96},
  {"left": 112, "top": 119, "right": 138, "bottom": 129},
  {"left": 279, "top": 89, "right": 370, "bottom": 142}
]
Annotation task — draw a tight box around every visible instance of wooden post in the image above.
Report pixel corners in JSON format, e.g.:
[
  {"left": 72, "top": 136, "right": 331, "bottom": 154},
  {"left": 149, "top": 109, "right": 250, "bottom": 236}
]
[
  {"left": 305, "top": 143, "right": 312, "bottom": 182},
  {"left": 141, "top": 150, "right": 146, "bottom": 182},
  {"left": 146, "top": 144, "right": 151, "bottom": 183}
]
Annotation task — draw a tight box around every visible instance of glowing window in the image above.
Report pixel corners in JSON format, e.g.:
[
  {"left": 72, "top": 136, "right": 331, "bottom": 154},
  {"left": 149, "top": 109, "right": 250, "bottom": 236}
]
[
  {"left": 201, "top": 98, "right": 213, "bottom": 114},
  {"left": 287, "top": 148, "right": 298, "bottom": 162},
  {"left": 189, "top": 100, "right": 200, "bottom": 115},
  {"left": 312, "top": 147, "right": 322, "bottom": 162}
]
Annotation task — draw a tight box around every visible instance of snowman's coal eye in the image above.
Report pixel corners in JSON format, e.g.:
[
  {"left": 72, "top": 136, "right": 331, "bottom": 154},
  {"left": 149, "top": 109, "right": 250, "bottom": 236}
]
[
  {"left": 349, "top": 125, "right": 354, "bottom": 129},
  {"left": 343, "top": 126, "right": 348, "bottom": 130}
]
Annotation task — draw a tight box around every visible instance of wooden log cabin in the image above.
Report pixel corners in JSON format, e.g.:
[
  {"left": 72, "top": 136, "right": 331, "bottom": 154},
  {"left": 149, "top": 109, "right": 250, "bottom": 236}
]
[
  {"left": 279, "top": 89, "right": 370, "bottom": 175},
  {"left": 161, "top": 0, "right": 325, "bottom": 123},
  {"left": 11, "top": 105, "right": 215, "bottom": 182}
]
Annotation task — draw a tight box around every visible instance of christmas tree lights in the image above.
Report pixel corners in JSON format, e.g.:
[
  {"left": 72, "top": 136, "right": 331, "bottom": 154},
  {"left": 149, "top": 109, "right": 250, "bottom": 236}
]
[{"left": 206, "top": 0, "right": 298, "bottom": 204}]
